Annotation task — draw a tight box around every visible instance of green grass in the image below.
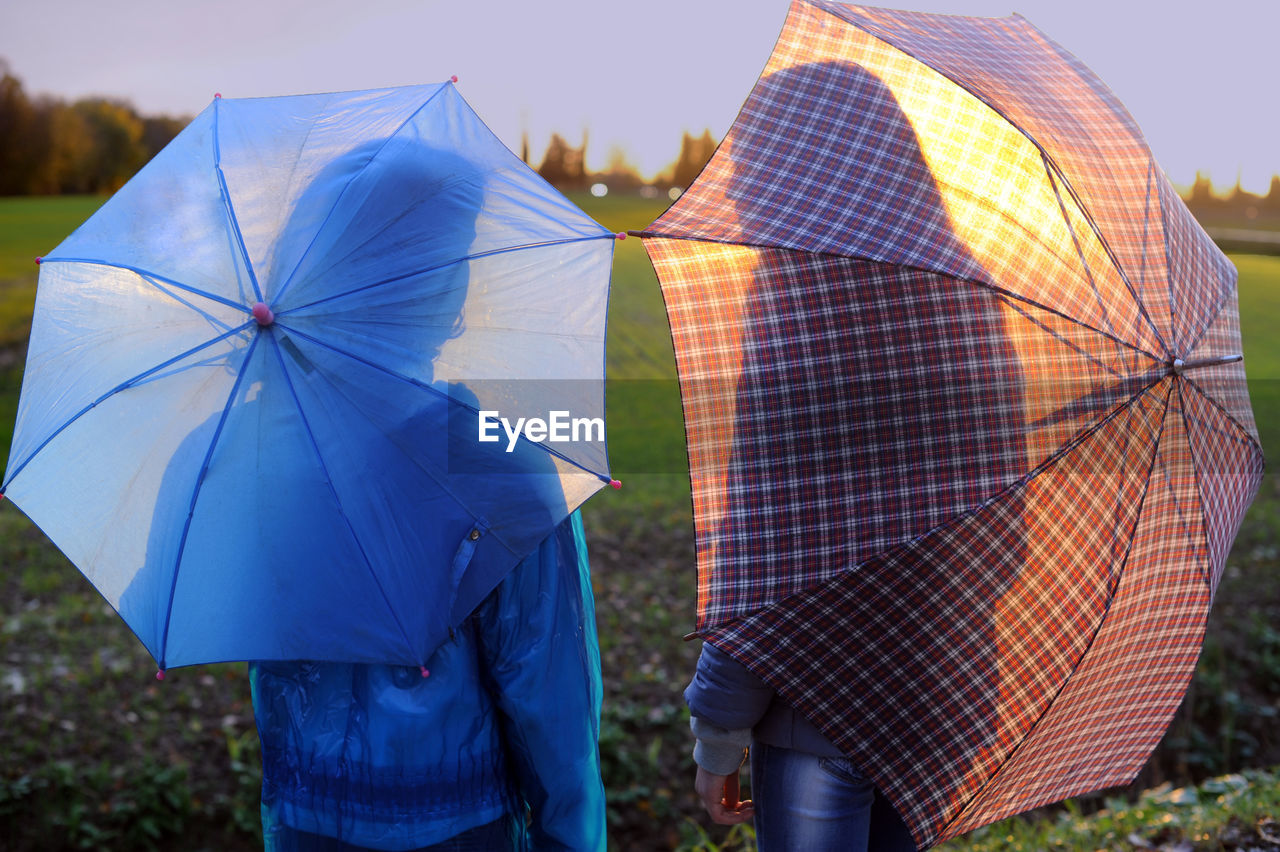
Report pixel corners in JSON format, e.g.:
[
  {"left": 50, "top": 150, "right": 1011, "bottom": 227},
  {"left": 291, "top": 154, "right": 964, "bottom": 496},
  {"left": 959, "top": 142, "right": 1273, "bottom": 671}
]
[
  {"left": 936, "top": 769, "right": 1280, "bottom": 852},
  {"left": 1237, "top": 255, "right": 1280, "bottom": 464},
  {"left": 1237, "top": 256, "right": 1280, "bottom": 376},
  {"left": 0, "top": 196, "right": 105, "bottom": 349},
  {"left": 675, "top": 770, "right": 1280, "bottom": 851},
  {"left": 0, "top": 195, "right": 105, "bottom": 281},
  {"left": 566, "top": 192, "right": 693, "bottom": 527}
]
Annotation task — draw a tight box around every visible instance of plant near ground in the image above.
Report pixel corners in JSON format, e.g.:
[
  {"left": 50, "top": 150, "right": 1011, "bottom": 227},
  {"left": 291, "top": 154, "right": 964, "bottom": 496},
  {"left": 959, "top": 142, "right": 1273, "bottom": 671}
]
[
  {"left": 0, "top": 759, "right": 192, "bottom": 852},
  {"left": 1247, "top": 614, "right": 1280, "bottom": 696},
  {"left": 675, "top": 818, "right": 757, "bottom": 852},
  {"left": 222, "top": 726, "right": 264, "bottom": 839},
  {"left": 938, "top": 768, "right": 1280, "bottom": 852}
]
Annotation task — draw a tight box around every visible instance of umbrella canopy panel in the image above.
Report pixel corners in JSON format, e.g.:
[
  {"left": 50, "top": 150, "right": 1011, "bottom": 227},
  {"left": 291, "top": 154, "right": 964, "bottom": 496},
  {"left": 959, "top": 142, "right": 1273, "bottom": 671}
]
[
  {"left": 640, "top": 1, "right": 1262, "bottom": 846},
  {"left": 4, "top": 82, "right": 616, "bottom": 671}
]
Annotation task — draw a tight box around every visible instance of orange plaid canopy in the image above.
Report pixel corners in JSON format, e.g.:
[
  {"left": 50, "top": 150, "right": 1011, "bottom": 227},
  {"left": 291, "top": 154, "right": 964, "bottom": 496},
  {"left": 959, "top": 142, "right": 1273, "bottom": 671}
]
[{"left": 639, "top": 2, "right": 1262, "bottom": 846}]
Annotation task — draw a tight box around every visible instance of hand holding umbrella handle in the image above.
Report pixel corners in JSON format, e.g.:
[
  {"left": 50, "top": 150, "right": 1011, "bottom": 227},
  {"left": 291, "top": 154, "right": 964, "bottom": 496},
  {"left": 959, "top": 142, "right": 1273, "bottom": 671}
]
[{"left": 694, "top": 764, "right": 755, "bottom": 826}]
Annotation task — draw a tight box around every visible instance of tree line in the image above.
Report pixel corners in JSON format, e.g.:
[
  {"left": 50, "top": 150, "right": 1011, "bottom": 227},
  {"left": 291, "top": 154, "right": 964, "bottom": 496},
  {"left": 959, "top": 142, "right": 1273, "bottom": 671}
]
[
  {"left": 0, "top": 59, "right": 721, "bottom": 198},
  {"left": 0, "top": 58, "right": 727, "bottom": 197},
  {"left": 0, "top": 60, "right": 187, "bottom": 196},
  {"left": 5, "top": 57, "right": 1276, "bottom": 208},
  {"left": 1184, "top": 171, "right": 1280, "bottom": 220},
  {"left": 533, "top": 128, "right": 718, "bottom": 192}
]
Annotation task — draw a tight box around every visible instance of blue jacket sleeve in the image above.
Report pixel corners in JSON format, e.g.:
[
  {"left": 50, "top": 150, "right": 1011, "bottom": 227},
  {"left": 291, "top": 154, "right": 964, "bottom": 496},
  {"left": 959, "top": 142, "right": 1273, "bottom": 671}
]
[
  {"left": 685, "top": 641, "right": 774, "bottom": 729},
  {"left": 684, "top": 642, "right": 776, "bottom": 774},
  {"left": 473, "top": 511, "right": 606, "bottom": 852}
]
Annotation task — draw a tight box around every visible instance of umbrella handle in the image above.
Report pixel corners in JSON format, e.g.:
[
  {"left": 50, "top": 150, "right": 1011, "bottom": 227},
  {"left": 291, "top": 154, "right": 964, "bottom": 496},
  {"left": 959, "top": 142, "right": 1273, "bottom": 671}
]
[
  {"left": 724, "top": 772, "right": 741, "bottom": 809},
  {"left": 1171, "top": 354, "right": 1242, "bottom": 374}
]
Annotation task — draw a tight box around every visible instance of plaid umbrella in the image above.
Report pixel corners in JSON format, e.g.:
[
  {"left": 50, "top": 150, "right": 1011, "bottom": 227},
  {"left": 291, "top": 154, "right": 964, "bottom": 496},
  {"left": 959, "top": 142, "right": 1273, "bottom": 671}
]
[{"left": 636, "top": 1, "right": 1263, "bottom": 846}]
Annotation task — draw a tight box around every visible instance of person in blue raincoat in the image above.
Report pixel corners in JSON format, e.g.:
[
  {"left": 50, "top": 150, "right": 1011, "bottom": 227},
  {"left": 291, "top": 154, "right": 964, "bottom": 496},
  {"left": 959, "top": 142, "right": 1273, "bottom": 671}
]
[
  {"left": 248, "top": 140, "right": 607, "bottom": 851},
  {"left": 250, "top": 514, "right": 603, "bottom": 851}
]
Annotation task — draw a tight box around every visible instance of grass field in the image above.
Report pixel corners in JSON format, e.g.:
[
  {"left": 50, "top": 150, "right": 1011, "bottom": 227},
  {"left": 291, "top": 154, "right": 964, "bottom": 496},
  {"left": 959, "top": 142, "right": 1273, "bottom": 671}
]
[
  {"left": 0, "top": 196, "right": 105, "bottom": 351},
  {"left": 0, "top": 193, "right": 1277, "bottom": 851}
]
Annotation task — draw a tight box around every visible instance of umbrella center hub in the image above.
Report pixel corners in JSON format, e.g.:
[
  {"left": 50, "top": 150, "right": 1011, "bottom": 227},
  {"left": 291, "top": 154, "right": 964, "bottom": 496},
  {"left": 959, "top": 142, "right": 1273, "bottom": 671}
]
[{"left": 251, "top": 302, "right": 275, "bottom": 327}]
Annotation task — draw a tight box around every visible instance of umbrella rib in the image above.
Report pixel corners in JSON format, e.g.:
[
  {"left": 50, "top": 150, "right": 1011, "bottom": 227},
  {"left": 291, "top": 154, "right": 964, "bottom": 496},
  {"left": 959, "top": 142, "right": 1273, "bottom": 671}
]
[
  {"left": 264, "top": 332, "right": 423, "bottom": 663},
  {"left": 926, "top": 171, "right": 1121, "bottom": 298},
  {"left": 212, "top": 97, "right": 265, "bottom": 304},
  {"left": 1183, "top": 281, "right": 1239, "bottom": 362},
  {"left": 36, "top": 257, "right": 249, "bottom": 313},
  {"left": 999, "top": 296, "right": 1133, "bottom": 381},
  {"left": 278, "top": 234, "right": 615, "bottom": 316},
  {"left": 935, "top": 381, "right": 1173, "bottom": 839},
  {"left": 269, "top": 82, "right": 452, "bottom": 308},
  {"left": 1181, "top": 373, "right": 1264, "bottom": 458},
  {"left": 1, "top": 324, "right": 252, "bottom": 492},
  {"left": 1151, "top": 382, "right": 1214, "bottom": 590},
  {"left": 1150, "top": 170, "right": 1233, "bottom": 355},
  {"left": 1156, "top": 169, "right": 1239, "bottom": 357},
  {"left": 708, "top": 373, "right": 1173, "bottom": 645},
  {"left": 832, "top": 374, "right": 1166, "bottom": 590},
  {"left": 156, "top": 332, "right": 262, "bottom": 670},
  {"left": 1168, "top": 381, "right": 1214, "bottom": 591},
  {"left": 1146, "top": 159, "right": 1176, "bottom": 354},
  {"left": 1017, "top": 374, "right": 1167, "bottom": 488},
  {"left": 633, "top": 233, "right": 1165, "bottom": 363},
  {"left": 1041, "top": 157, "right": 1170, "bottom": 355},
  {"left": 268, "top": 328, "right": 524, "bottom": 554},
  {"left": 136, "top": 273, "right": 239, "bottom": 335},
  {"left": 1042, "top": 154, "right": 1168, "bottom": 355},
  {"left": 815, "top": 15, "right": 1171, "bottom": 359},
  {"left": 278, "top": 323, "right": 613, "bottom": 484},
  {"left": 1178, "top": 378, "right": 1265, "bottom": 596}
]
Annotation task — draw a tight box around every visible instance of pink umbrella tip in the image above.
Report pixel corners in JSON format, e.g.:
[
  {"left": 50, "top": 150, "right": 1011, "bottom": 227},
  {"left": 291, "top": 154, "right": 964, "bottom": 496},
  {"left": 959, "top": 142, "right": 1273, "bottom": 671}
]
[
  {"left": 615, "top": 232, "right": 627, "bottom": 241},
  {"left": 214, "top": 92, "right": 222, "bottom": 99},
  {"left": 450, "top": 75, "right": 459, "bottom": 83},
  {"left": 251, "top": 302, "right": 274, "bottom": 326},
  {"left": 610, "top": 479, "right": 622, "bottom": 489},
  {"left": 420, "top": 666, "right": 430, "bottom": 678},
  {"left": 34, "top": 256, "right": 42, "bottom": 265},
  {"left": 155, "top": 669, "right": 166, "bottom": 681}
]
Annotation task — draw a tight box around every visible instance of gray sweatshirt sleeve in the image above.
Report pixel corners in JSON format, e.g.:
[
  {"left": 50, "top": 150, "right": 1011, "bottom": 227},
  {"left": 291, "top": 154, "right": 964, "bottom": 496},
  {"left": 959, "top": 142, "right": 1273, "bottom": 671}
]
[
  {"left": 683, "top": 643, "right": 775, "bottom": 774},
  {"left": 690, "top": 715, "right": 752, "bottom": 775}
]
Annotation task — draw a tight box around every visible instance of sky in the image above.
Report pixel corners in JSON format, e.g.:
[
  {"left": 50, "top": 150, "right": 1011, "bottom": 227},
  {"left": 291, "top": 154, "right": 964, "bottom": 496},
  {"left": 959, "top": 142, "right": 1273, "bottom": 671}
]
[{"left": 1, "top": 0, "right": 1275, "bottom": 192}]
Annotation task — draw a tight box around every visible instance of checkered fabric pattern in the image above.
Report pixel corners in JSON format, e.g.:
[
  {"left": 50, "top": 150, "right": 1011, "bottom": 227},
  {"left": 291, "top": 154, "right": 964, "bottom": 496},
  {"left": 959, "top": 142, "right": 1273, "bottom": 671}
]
[{"left": 639, "top": 1, "right": 1263, "bottom": 847}]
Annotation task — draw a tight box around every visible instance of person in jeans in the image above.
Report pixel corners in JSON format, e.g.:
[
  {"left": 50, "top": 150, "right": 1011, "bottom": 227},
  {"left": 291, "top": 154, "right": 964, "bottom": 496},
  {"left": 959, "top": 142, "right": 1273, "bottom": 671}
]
[{"left": 685, "top": 642, "right": 918, "bottom": 851}]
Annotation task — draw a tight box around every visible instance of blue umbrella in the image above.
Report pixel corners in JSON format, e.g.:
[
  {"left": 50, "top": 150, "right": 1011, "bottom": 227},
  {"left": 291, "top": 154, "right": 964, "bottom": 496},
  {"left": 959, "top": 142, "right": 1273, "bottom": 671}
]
[{"left": 2, "top": 81, "right": 618, "bottom": 674}]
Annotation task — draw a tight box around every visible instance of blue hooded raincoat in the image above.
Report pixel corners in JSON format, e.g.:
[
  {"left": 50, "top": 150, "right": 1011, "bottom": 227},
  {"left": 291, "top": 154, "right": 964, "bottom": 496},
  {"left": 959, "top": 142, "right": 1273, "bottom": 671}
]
[{"left": 250, "top": 512, "right": 605, "bottom": 851}]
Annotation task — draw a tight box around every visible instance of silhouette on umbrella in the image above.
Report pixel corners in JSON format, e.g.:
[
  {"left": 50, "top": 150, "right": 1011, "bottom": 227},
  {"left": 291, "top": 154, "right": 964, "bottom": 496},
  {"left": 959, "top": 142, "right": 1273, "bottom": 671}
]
[
  {"left": 3, "top": 82, "right": 616, "bottom": 674},
  {"left": 637, "top": 3, "right": 1263, "bottom": 846}
]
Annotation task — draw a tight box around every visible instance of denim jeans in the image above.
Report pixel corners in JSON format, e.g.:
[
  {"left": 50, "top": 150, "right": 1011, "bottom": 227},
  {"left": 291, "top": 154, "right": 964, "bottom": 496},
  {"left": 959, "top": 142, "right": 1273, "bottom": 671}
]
[{"left": 750, "top": 742, "right": 918, "bottom": 852}]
